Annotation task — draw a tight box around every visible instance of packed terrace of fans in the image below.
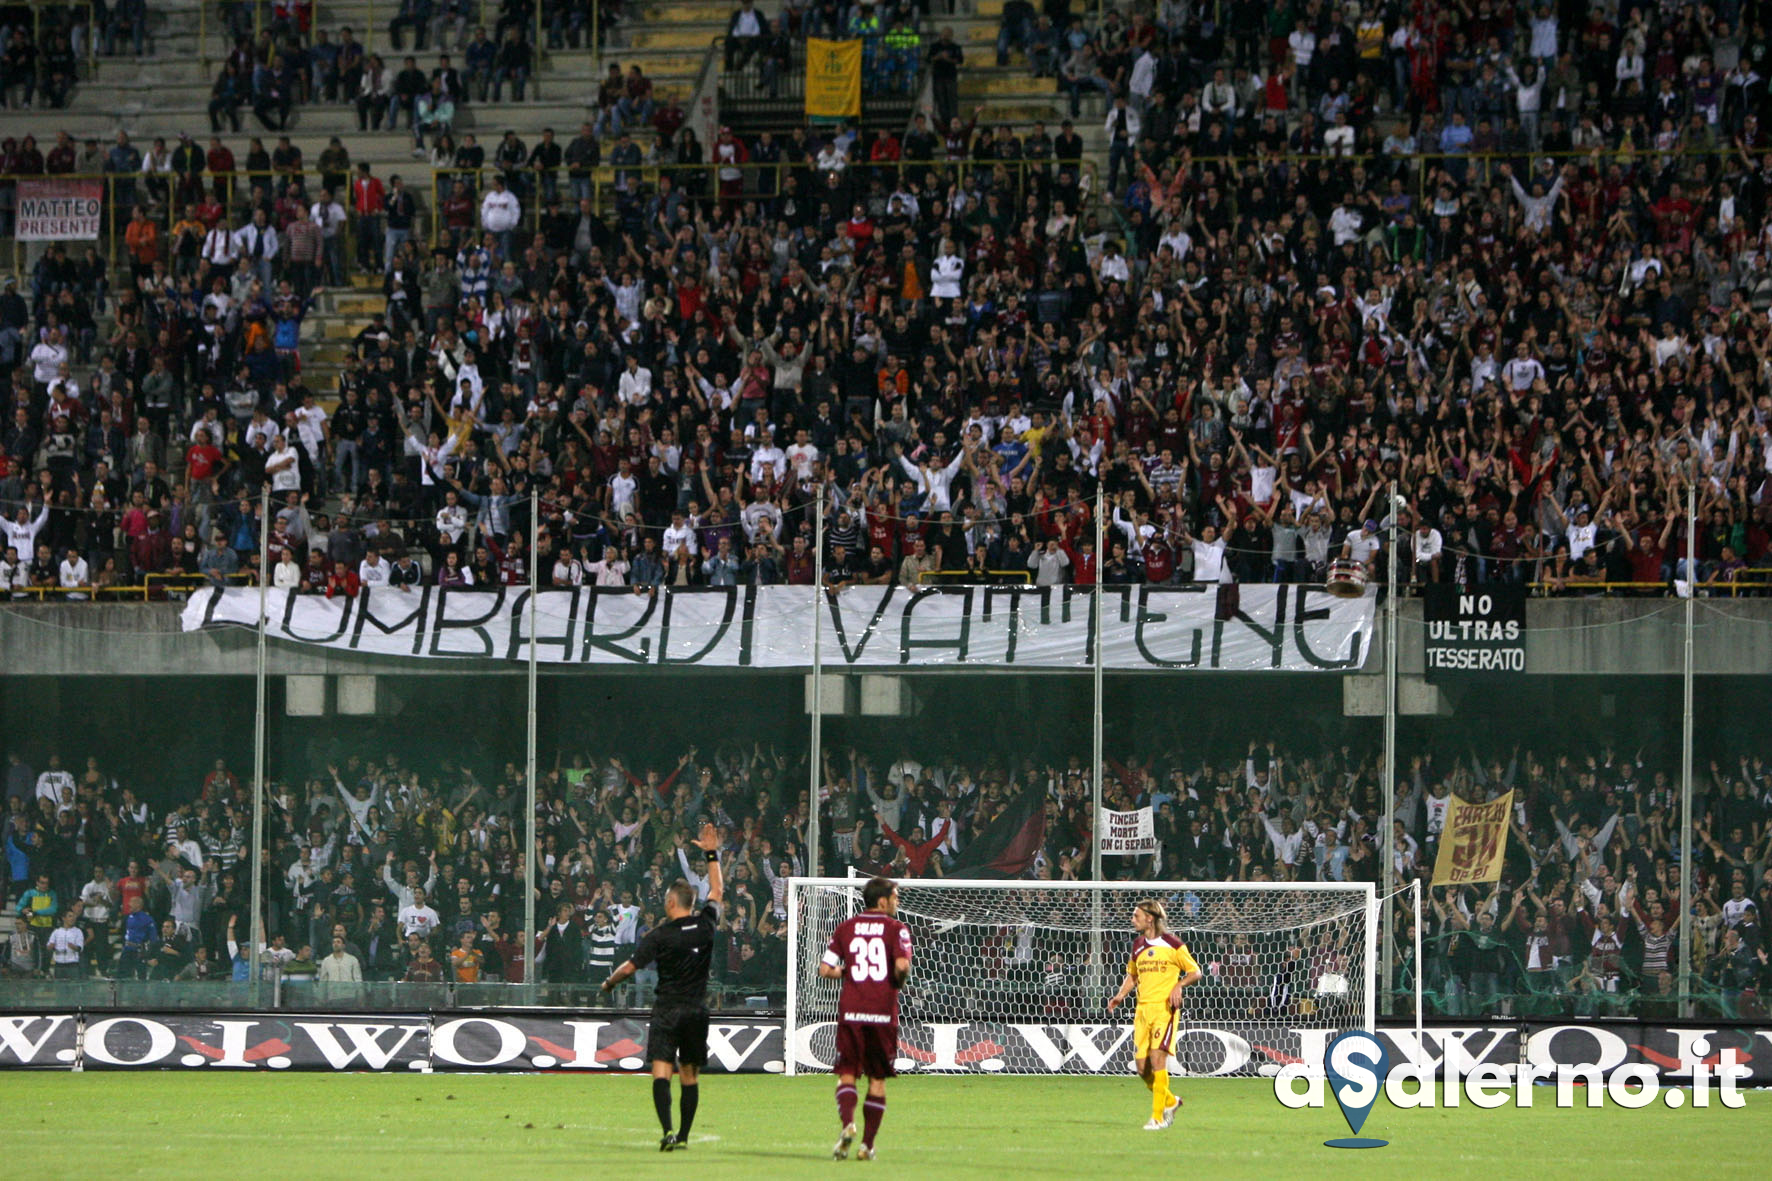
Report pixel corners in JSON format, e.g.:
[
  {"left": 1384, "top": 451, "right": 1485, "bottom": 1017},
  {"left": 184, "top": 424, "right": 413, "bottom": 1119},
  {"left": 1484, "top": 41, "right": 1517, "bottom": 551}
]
[
  {"left": 3, "top": 1, "right": 1770, "bottom": 596},
  {"left": 2, "top": 0, "right": 1772, "bottom": 1011},
  {"left": 6, "top": 738, "right": 1770, "bottom": 1016}
]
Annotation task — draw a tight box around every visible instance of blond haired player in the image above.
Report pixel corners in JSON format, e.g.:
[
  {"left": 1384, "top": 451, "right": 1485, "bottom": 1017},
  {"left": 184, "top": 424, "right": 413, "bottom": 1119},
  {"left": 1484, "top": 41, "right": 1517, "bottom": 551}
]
[{"left": 1107, "top": 899, "right": 1202, "bottom": 1129}]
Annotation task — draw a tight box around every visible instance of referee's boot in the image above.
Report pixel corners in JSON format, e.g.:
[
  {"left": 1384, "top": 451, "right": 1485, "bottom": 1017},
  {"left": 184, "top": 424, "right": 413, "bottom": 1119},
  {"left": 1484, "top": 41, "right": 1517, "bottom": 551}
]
[{"left": 659, "top": 1133, "right": 677, "bottom": 1152}]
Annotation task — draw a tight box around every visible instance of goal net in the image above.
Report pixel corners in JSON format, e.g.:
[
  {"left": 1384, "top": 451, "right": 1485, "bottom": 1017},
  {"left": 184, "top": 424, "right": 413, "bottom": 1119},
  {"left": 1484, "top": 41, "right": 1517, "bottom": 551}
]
[{"left": 786, "top": 879, "right": 1377, "bottom": 1077}]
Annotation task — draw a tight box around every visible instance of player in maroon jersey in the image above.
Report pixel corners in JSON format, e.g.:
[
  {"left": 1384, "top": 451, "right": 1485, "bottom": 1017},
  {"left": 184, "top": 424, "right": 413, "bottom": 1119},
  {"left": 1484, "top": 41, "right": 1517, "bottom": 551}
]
[{"left": 817, "top": 876, "right": 912, "bottom": 1161}]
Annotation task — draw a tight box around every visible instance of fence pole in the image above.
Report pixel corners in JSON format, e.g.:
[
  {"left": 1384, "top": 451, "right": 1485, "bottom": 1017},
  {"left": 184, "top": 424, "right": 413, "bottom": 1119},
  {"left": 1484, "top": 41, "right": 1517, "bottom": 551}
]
[
  {"left": 1678, "top": 480, "right": 1695, "bottom": 1018},
  {"left": 1381, "top": 479, "right": 1398, "bottom": 1018},
  {"left": 807, "top": 484, "right": 824, "bottom": 880},
  {"left": 523, "top": 482, "right": 539, "bottom": 1005},
  {"left": 248, "top": 480, "right": 271, "bottom": 998},
  {"left": 1088, "top": 483, "right": 1104, "bottom": 1004}
]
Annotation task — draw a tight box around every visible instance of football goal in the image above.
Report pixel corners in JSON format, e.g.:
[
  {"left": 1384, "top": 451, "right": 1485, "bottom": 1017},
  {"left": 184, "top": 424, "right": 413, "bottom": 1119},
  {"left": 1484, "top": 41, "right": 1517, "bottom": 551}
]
[{"left": 786, "top": 878, "right": 1384, "bottom": 1077}]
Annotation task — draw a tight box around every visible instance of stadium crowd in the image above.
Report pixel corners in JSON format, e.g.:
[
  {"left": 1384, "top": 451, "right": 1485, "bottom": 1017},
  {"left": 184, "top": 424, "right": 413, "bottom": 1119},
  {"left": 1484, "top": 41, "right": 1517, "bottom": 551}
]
[
  {"left": 5, "top": 2, "right": 1772, "bottom": 598},
  {"left": 5, "top": 734, "right": 1771, "bottom": 1018},
  {"left": 3, "top": 0, "right": 1772, "bottom": 1013}
]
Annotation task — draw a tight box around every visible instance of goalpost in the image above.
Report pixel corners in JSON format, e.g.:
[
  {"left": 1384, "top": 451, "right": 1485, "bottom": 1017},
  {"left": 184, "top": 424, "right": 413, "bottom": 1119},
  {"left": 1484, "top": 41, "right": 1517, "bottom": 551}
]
[{"left": 786, "top": 878, "right": 1391, "bottom": 1077}]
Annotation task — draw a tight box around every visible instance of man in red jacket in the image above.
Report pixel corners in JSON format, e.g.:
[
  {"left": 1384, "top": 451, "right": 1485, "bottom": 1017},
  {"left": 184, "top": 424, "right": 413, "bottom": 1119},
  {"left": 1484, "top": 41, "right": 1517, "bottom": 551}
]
[
  {"left": 881, "top": 819, "right": 950, "bottom": 877},
  {"left": 351, "top": 162, "right": 386, "bottom": 272}
]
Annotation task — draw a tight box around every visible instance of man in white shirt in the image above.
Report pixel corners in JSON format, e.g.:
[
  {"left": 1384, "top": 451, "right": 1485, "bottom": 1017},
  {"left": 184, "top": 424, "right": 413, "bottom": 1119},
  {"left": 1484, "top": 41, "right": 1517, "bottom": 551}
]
[
  {"left": 359, "top": 550, "right": 391, "bottom": 588},
  {"left": 607, "top": 459, "right": 639, "bottom": 518},
  {"left": 436, "top": 490, "right": 469, "bottom": 549},
  {"left": 1500, "top": 342, "right": 1545, "bottom": 391},
  {"left": 1201, "top": 67, "right": 1236, "bottom": 121},
  {"left": 661, "top": 512, "right": 695, "bottom": 556},
  {"left": 750, "top": 435, "right": 787, "bottom": 484},
  {"left": 292, "top": 393, "right": 329, "bottom": 468},
  {"left": 316, "top": 936, "right": 364, "bottom": 984},
  {"left": 1129, "top": 48, "right": 1156, "bottom": 113},
  {"left": 30, "top": 330, "right": 69, "bottom": 389},
  {"left": 1341, "top": 514, "right": 1383, "bottom": 572},
  {"left": 896, "top": 441, "right": 968, "bottom": 513},
  {"left": 58, "top": 548, "right": 90, "bottom": 599},
  {"left": 202, "top": 219, "right": 239, "bottom": 270},
  {"left": 0, "top": 545, "right": 22, "bottom": 597},
  {"left": 245, "top": 407, "right": 280, "bottom": 452},
  {"left": 1329, "top": 195, "right": 1365, "bottom": 245},
  {"left": 35, "top": 756, "right": 75, "bottom": 805},
  {"left": 784, "top": 428, "right": 819, "bottom": 479},
  {"left": 232, "top": 211, "right": 280, "bottom": 290},
  {"left": 479, "top": 175, "right": 521, "bottom": 253},
  {"left": 310, "top": 191, "right": 348, "bottom": 286},
  {"left": 3, "top": 503, "right": 50, "bottom": 560},
  {"left": 273, "top": 547, "right": 302, "bottom": 588},
  {"left": 1411, "top": 519, "right": 1444, "bottom": 583},
  {"left": 265, "top": 435, "right": 302, "bottom": 494},
  {"left": 398, "top": 888, "right": 441, "bottom": 938},
  {"left": 1564, "top": 506, "right": 1597, "bottom": 562},
  {"left": 617, "top": 354, "right": 652, "bottom": 404},
  {"left": 1183, "top": 523, "right": 1230, "bottom": 583},
  {"left": 48, "top": 911, "right": 85, "bottom": 978}
]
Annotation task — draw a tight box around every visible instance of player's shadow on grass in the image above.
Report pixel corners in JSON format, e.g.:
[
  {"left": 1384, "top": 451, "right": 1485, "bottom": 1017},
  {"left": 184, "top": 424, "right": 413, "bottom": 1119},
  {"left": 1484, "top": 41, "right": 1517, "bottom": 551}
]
[{"left": 715, "top": 1148, "right": 857, "bottom": 1162}]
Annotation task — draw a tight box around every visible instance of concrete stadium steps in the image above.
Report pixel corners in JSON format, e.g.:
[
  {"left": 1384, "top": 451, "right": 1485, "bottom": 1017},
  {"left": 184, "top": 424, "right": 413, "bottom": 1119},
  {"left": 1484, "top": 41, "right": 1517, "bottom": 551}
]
[
  {"left": 41, "top": 1, "right": 735, "bottom": 404},
  {"left": 39, "top": 100, "right": 665, "bottom": 153},
  {"left": 624, "top": 27, "right": 722, "bottom": 52},
  {"left": 71, "top": 52, "right": 698, "bottom": 90}
]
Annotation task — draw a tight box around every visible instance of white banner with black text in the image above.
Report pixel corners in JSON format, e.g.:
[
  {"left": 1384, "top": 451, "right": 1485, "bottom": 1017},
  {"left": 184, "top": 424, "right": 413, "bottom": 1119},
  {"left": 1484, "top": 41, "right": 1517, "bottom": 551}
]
[
  {"left": 180, "top": 584, "right": 1374, "bottom": 672},
  {"left": 1098, "top": 807, "right": 1157, "bottom": 854}
]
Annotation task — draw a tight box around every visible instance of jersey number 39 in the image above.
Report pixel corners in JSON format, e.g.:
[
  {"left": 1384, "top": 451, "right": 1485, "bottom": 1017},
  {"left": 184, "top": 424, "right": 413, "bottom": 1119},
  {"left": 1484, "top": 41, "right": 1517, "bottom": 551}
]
[{"left": 847, "top": 935, "right": 889, "bottom": 982}]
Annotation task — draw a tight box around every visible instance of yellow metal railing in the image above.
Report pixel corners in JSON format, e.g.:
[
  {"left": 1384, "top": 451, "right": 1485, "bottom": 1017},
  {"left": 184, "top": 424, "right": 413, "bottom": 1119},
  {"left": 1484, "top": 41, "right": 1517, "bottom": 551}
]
[{"left": 4, "top": 571, "right": 255, "bottom": 602}]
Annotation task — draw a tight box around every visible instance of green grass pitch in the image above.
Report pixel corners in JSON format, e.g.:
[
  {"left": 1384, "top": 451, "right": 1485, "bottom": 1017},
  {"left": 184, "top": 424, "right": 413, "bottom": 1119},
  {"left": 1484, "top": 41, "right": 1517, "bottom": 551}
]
[{"left": 3, "top": 1073, "right": 1765, "bottom": 1178}]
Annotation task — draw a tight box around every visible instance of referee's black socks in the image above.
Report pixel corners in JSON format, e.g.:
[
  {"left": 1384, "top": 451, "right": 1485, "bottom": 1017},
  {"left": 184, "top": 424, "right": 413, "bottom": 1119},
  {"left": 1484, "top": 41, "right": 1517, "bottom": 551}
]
[
  {"left": 653, "top": 1077, "right": 673, "bottom": 1134},
  {"left": 679, "top": 1082, "right": 699, "bottom": 1140}
]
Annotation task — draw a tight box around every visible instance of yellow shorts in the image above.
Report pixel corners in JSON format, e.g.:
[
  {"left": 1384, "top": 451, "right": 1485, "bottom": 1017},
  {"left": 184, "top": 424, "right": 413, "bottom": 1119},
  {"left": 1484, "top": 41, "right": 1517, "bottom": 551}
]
[{"left": 1132, "top": 1003, "right": 1179, "bottom": 1060}]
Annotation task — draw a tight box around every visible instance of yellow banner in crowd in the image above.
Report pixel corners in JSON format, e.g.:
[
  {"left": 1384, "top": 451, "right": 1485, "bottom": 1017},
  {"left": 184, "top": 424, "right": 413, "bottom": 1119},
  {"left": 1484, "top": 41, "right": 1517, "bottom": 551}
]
[
  {"left": 805, "top": 37, "right": 862, "bottom": 119},
  {"left": 1431, "top": 790, "right": 1513, "bottom": 886}
]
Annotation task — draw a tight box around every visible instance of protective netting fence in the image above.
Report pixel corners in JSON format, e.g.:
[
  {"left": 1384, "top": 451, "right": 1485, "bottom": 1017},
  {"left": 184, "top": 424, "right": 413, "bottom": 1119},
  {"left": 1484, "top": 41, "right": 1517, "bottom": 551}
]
[
  {"left": 788, "top": 880, "right": 1375, "bottom": 1075},
  {"left": 1397, "top": 928, "right": 1766, "bottom": 1021}
]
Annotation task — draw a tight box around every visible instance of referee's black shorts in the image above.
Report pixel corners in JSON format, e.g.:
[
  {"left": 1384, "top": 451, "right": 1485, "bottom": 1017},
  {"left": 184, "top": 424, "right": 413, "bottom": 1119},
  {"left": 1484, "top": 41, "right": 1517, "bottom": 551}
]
[{"left": 647, "top": 1004, "right": 710, "bottom": 1068}]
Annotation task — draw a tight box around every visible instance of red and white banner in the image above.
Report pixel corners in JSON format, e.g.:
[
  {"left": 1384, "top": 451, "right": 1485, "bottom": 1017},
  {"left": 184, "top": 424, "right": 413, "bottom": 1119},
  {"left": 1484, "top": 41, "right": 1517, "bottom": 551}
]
[{"left": 16, "top": 179, "right": 104, "bottom": 241}]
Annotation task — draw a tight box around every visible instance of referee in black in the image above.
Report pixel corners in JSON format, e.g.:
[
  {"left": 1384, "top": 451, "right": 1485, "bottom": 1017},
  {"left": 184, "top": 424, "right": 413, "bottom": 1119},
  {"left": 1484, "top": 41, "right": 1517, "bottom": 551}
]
[{"left": 601, "top": 822, "right": 723, "bottom": 1152}]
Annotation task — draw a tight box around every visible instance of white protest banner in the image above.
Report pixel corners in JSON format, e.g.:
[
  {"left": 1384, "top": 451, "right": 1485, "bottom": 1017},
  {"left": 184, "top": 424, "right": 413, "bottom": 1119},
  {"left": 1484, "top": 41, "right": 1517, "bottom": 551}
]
[
  {"left": 1099, "top": 807, "right": 1156, "bottom": 855},
  {"left": 181, "top": 583, "right": 1373, "bottom": 673}
]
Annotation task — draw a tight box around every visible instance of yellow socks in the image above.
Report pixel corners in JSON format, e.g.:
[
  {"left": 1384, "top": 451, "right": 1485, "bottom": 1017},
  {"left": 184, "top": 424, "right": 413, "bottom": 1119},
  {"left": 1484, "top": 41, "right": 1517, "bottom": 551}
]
[{"left": 1151, "top": 1070, "right": 1171, "bottom": 1120}]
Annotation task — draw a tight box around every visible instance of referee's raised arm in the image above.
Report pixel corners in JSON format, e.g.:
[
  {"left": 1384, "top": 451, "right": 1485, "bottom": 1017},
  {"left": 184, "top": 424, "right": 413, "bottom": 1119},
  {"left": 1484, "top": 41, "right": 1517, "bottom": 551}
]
[{"left": 691, "top": 822, "right": 723, "bottom": 911}]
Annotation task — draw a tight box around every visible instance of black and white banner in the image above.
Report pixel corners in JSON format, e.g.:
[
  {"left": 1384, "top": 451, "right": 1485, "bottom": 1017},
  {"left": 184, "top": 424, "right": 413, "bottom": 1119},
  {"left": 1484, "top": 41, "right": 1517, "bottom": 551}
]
[
  {"left": 0, "top": 1013, "right": 79, "bottom": 1069},
  {"left": 180, "top": 584, "right": 1373, "bottom": 672},
  {"left": 8, "top": 1012, "right": 1770, "bottom": 1083},
  {"left": 1098, "top": 807, "right": 1157, "bottom": 855},
  {"left": 1423, "top": 586, "right": 1527, "bottom": 674}
]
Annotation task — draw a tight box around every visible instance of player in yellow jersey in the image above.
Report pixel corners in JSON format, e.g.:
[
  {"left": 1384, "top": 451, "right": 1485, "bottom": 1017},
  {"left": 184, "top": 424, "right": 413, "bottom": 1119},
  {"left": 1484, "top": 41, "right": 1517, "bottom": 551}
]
[{"left": 1107, "top": 899, "right": 1202, "bottom": 1130}]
